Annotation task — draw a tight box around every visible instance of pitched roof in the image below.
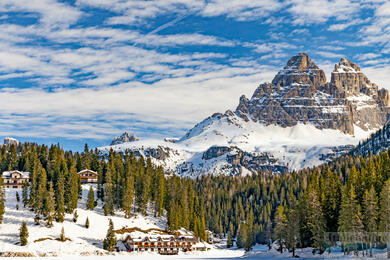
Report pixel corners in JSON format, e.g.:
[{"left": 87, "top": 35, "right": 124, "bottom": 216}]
[
  {"left": 2, "top": 170, "right": 30, "bottom": 179},
  {"left": 77, "top": 169, "right": 98, "bottom": 175}
]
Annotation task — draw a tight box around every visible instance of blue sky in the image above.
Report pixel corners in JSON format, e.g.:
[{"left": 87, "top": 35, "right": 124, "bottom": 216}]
[{"left": 1, "top": 0, "right": 390, "bottom": 151}]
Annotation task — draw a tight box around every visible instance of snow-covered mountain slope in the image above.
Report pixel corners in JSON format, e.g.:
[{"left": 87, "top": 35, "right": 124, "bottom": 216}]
[
  {"left": 100, "top": 53, "right": 388, "bottom": 176},
  {"left": 0, "top": 186, "right": 230, "bottom": 258},
  {"left": 351, "top": 121, "right": 390, "bottom": 157}
]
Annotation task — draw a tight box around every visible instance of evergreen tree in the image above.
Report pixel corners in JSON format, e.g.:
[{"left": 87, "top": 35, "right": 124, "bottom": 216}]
[
  {"left": 19, "top": 221, "right": 29, "bottom": 246},
  {"left": 0, "top": 178, "right": 5, "bottom": 224},
  {"left": 274, "top": 206, "right": 287, "bottom": 253},
  {"left": 122, "top": 175, "right": 134, "bottom": 218},
  {"left": 227, "top": 222, "right": 234, "bottom": 248},
  {"left": 86, "top": 186, "right": 95, "bottom": 210},
  {"left": 378, "top": 179, "right": 390, "bottom": 234},
  {"left": 85, "top": 217, "right": 90, "bottom": 228},
  {"left": 22, "top": 182, "right": 28, "bottom": 207},
  {"left": 285, "top": 204, "right": 300, "bottom": 257},
  {"left": 362, "top": 186, "right": 378, "bottom": 257},
  {"left": 103, "top": 219, "right": 117, "bottom": 251},
  {"left": 59, "top": 226, "right": 66, "bottom": 241},
  {"left": 307, "top": 186, "right": 326, "bottom": 254},
  {"left": 73, "top": 210, "right": 78, "bottom": 223},
  {"left": 236, "top": 224, "right": 247, "bottom": 249},
  {"left": 338, "top": 185, "right": 364, "bottom": 254},
  {"left": 55, "top": 171, "right": 65, "bottom": 222},
  {"left": 45, "top": 182, "right": 55, "bottom": 227}
]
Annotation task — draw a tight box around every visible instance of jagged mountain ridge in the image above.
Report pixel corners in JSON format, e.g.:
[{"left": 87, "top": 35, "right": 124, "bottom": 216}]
[{"left": 99, "top": 53, "right": 389, "bottom": 176}]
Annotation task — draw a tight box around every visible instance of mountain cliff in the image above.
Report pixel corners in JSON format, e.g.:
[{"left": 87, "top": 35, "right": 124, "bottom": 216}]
[{"left": 100, "top": 53, "right": 389, "bottom": 176}]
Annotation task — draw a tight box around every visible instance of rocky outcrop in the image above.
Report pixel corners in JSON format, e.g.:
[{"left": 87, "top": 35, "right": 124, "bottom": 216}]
[
  {"left": 236, "top": 53, "right": 390, "bottom": 134},
  {"left": 110, "top": 132, "right": 138, "bottom": 145}
]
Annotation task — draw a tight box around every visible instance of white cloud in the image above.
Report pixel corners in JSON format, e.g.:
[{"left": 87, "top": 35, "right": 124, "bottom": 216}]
[
  {"left": 0, "top": 64, "right": 277, "bottom": 139},
  {"left": 0, "top": 0, "right": 82, "bottom": 27},
  {"left": 288, "top": 0, "right": 360, "bottom": 25}
]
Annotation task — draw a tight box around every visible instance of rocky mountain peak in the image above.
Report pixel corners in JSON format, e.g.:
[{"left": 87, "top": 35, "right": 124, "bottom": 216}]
[
  {"left": 235, "top": 53, "right": 390, "bottom": 135},
  {"left": 110, "top": 132, "right": 139, "bottom": 145},
  {"left": 334, "top": 57, "right": 361, "bottom": 73},
  {"left": 271, "top": 53, "right": 326, "bottom": 87},
  {"left": 285, "top": 52, "right": 318, "bottom": 71},
  {"left": 331, "top": 57, "right": 380, "bottom": 98}
]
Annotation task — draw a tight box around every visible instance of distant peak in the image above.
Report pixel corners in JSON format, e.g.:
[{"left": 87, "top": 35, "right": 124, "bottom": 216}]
[
  {"left": 334, "top": 58, "right": 361, "bottom": 73},
  {"left": 272, "top": 53, "right": 325, "bottom": 86},
  {"left": 110, "top": 132, "right": 139, "bottom": 145},
  {"left": 284, "top": 53, "right": 319, "bottom": 71}
]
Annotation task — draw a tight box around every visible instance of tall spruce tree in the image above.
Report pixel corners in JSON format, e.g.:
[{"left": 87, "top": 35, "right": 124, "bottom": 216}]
[
  {"left": 307, "top": 186, "right": 326, "bottom": 254},
  {"left": 285, "top": 204, "right": 300, "bottom": 257},
  {"left": 0, "top": 177, "right": 5, "bottom": 224},
  {"left": 122, "top": 175, "right": 134, "bottom": 218},
  {"left": 362, "top": 186, "right": 378, "bottom": 257},
  {"left": 378, "top": 179, "right": 390, "bottom": 234},
  {"left": 103, "top": 219, "right": 117, "bottom": 251},
  {"left": 19, "top": 221, "right": 29, "bottom": 246},
  {"left": 45, "top": 182, "right": 55, "bottom": 227},
  {"left": 55, "top": 170, "right": 65, "bottom": 222},
  {"left": 87, "top": 186, "right": 95, "bottom": 210},
  {"left": 274, "top": 205, "right": 287, "bottom": 253}
]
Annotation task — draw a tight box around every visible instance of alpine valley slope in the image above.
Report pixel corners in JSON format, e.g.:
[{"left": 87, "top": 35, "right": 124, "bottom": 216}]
[{"left": 99, "top": 53, "right": 390, "bottom": 176}]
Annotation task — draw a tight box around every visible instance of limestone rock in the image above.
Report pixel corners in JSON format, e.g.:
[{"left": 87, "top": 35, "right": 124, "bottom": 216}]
[{"left": 110, "top": 132, "right": 138, "bottom": 145}]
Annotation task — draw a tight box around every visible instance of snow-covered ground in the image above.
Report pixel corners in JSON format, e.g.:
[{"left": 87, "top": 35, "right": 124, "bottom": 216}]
[{"left": 0, "top": 185, "right": 244, "bottom": 258}]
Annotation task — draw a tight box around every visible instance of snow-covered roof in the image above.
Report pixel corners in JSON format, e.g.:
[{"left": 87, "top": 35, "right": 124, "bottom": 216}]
[
  {"left": 77, "top": 169, "right": 98, "bottom": 175},
  {"left": 2, "top": 170, "right": 30, "bottom": 179}
]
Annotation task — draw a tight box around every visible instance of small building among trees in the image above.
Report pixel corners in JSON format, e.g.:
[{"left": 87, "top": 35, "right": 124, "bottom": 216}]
[
  {"left": 2, "top": 170, "right": 30, "bottom": 188},
  {"left": 77, "top": 169, "right": 98, "bottom": 184}
]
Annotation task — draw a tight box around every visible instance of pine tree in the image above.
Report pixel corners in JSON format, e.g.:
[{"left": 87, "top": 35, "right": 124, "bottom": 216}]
[
  {"left": 236, "top": 224, "right": 247, "bottom": 249},
  {"left": 85, "top": 217, "right": 90, "bottom": 228},
  {"left": 59, "top": 227, "right": 66, "bottom": 241},
  {"left": 87, "top": 186, "right": 95, "bottom": 210},
  {"left": 45, "top": 182, "right": 55, "bottom": 227},
  {"left": 122, "top": 175, "right": 134, "bottom": 218},
  {"left": 307, "top": 186, "right": 326, "bottom": 254},
  {"left": 274, "top": 206, "right": 287, "bottom": 253},
  {"left": 0, "top": 178, "right": 5, "bottom": 224},
  {"left": 362, "top": 186, "right": 378, "bottom": 257},
  {"left": 55, "top": 171, "right": 65, "bottom": 222},
  {"left": 227, "top": 222, "right": 233, "bottom": 248},
  {"left": 285, "top": 205, "right": 300, "bottom": 257},
  {"left": 103, "top": 219, "right": 117, "bottom": 251},
  {"left": 338, "top": 185, "right": 364, "bottom": 254},
  {"left": 378, "top": 179, "right": 390, "bottom": 234},
  {"left": 73, "top": 210, "right": 78, "bottom": 223},
  {"left": 19, "top": 221, "right": 29, "bottom": 246},
  {"left": 22, "top": 182, "right": 28, "bottom": 207},
  {"left": 66, "top": 163, "right": 79, "bottom": 213}
]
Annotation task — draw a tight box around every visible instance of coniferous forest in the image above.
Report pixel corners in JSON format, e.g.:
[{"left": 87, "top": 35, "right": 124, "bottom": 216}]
[{"left": 0, "top": 142, "right": 389, "bottom": 256}]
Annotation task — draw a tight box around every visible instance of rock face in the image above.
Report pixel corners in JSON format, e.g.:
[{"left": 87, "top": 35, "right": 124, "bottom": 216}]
[
  {"left": 4, "top": 137, "right": 19, "bottom": 146},
  {"left": 110, "top": 132, "right": 138, "bottom": 145},
  {"left": 236, "top": 53, "right": 390, "bottom": 134}
]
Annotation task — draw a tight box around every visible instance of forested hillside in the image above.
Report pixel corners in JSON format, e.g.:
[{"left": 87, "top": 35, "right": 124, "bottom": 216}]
[{"left": 0, "top": 142, "right": 389, "bottom": 256}]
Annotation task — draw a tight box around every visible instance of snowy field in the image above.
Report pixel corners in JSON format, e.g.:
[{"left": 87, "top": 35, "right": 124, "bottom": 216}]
[{"left": 0, "top": 185, "right": 244, "bottom": 259}]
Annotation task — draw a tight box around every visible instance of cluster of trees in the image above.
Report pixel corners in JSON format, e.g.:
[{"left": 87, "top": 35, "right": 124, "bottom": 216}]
[
  {"left": 1, "top": 142, "right": 389, "bottom": 255},
  {"left": 0, "top": 143, "right": 207, "bottom": 241},
  {"left": 194, "top": 152, "right": 390, "bottom": 255}
]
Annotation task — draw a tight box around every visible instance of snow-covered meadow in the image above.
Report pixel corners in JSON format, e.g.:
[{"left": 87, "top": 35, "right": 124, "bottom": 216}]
[{"left": 0, "top": 185, "right": 244, "bottom": 258}]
